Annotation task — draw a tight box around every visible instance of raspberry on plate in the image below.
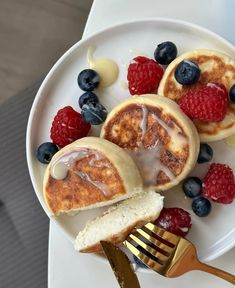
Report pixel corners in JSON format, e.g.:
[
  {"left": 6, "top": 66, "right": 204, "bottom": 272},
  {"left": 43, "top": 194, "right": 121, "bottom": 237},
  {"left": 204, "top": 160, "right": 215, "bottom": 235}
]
[
  {"left": 154, "top": 207, "right": 192, "bottom": 237},
  {"left": 50, "top": 106, "right": 91, "bottom": 148},
  {"left": 179, "top": 83, "right": 228, "bottom": 122},
  {"left": 127, "top": 56, "right": 164, "bottom": 95},
  {"left": 202, "top": 163, "right": 235, "bottom": 204}
]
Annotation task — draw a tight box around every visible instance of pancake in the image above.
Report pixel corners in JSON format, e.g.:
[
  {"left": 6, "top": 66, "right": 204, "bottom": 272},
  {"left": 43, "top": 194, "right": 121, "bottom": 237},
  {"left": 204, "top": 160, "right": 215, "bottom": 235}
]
[
  {"left": 75, "top": 190, "right": 163, "bottom": 253},
  {"left": 101, "top": 94, "right": 199, "bottom": 191},
  {"left": 158, "top": 49, "right": 235, "bottom": 142},
  {"left": 43, "top": 137, "right": 143, "bottom": 215}
]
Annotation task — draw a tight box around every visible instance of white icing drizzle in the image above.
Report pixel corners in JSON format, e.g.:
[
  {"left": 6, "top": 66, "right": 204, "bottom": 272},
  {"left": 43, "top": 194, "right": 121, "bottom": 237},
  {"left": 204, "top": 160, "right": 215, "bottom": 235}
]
[
  {"left": 129, "top": 141, "right": 175, "bottom": 186},
  {"left": 139, "top": 105, "right": 148, "bottom": 142},
  {"left": 77, "top": 171, "right": 112, "bottom": 197},
  {"left": 87, "top": 46, "right": 119, "bottom": 87},
  {"left": 51, "top": 162, "right": 68, "bottom": 180},
  {"left": 88, "top": 152, "right": 111, "bottom": 168},
  {"left": 153, "top": 114, "right": 187, "bottom": 149},
  {"left": 128, "top": 105, "right": 187, "bottom": 186},
  {"left": 50, "top": 149, "right": 112, "bottom": 197},
  {"left": 51, "top": 150, "right": 90, "bottom": 180}
]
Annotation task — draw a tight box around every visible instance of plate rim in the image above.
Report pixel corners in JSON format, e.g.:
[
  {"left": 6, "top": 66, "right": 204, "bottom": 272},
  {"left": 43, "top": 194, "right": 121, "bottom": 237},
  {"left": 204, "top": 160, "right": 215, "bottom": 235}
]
[{"left": 26, "top": 17, "right": 235, "bottom": 265}]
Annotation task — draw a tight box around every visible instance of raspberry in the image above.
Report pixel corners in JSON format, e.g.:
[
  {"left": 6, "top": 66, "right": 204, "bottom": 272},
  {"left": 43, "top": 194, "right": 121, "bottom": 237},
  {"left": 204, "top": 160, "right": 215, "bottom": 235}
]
[
  {"left": 202, "top": 163, "right": 235, "bottom": 204},
  {"left": 154, "top": 207, "right": 192, "bottom": 237},
  {"left": 127, "top": 56, "right": 164, "bottom": 95},
  {"left": 50, "top": 106, "right": 91, "bottom": 148},
  {"left": 179, "top": 83, "right": 228, "bottom": 122}
]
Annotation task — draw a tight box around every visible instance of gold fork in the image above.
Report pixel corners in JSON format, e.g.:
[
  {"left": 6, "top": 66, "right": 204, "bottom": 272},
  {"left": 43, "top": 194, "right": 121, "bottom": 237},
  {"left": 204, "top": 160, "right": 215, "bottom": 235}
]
[{"left": 124, "top": 223, "right": 235, "bottom": 285}]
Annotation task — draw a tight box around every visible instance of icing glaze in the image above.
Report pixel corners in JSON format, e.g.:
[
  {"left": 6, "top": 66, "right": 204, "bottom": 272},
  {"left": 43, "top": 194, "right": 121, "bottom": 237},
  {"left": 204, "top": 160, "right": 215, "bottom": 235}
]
[
  {"left": 128, "top": 105, "right": 187, "bottom": 186},
  {"left": 87, "top": 46, "right": 119, "bottom": 87},
  {"left": 50, "top": 149, "right": 112, "bottom": 196},
  {"left": 77, "top": 171, "right": 112, "bottom": 197}
]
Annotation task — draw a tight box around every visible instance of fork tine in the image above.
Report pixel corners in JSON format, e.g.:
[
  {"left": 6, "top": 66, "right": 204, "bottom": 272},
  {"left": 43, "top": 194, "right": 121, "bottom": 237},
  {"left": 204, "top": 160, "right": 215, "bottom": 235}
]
[
  {"left": 145, "top": 223, "right": 180, "bottom": 246},
  {"left": 124, "top": 238, "right": 163, "bottom": 271},
  {"left": 136, "top": 227, "right": 174, "bottom": 254},
  {"left": 127, "top": 233, "right": 167, "bottom": 264},
  {"left": 132, "top": 229, "right": 173, "bottom": 262}
]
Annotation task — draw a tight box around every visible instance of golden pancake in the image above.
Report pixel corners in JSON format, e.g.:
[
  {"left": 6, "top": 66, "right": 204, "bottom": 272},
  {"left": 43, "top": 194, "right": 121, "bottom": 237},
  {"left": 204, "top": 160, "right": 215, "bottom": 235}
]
[
  {"left": 158, "top": 49, "right": 235, "bottom": 142},
  {"left": 101, "top": 94, "right": 199, "bottom": 191},
  {"left": 43, "top": 137, "right": 143, "bottom": 215}
]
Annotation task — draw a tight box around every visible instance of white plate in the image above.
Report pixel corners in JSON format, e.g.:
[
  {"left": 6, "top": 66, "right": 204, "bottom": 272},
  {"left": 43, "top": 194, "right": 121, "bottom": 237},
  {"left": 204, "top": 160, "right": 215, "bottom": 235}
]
[{"left": 26, "top": 18, "right": 235, "bottom": 264}]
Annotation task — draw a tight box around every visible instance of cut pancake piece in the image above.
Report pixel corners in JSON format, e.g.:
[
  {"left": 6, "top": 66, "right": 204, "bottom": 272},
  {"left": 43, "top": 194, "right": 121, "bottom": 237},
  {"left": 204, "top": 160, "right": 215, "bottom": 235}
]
[
  {"left": 74, "top": 190, "right": 164, "bottom": 253},
  {"left": 101, "top": 94, "right": 199, "bottom": 191},
  {"left": 158, "top": 49, "right": 235, "bottom": 142},
  {"left": 43, "top": 137, "right": 143, "bottom": 215}
]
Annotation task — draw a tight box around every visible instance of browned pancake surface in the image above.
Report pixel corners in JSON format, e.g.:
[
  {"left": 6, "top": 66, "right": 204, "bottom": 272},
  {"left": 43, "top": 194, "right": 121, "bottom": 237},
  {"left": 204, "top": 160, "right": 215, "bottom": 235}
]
[
  {"left": 161, "top": 54, "right": 235, "bottom": 137},
  {"left": 103, "top": 104, "right": 189, "bottom": 186},
  {"left": 45, "top": 149, "right": 125, "bottom": 214},
  {"left": 163, "top": 55, "right": 235, "bottom": 101}
]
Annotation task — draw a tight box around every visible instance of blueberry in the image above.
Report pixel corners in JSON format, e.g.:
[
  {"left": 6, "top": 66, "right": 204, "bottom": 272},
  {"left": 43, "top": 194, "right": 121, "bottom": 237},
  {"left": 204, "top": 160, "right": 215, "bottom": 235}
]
[
  {"left": 77, "top": 69, "right": 100, "bottom": 91},
  {"left": 133, "top": 255, "right": 148, "bottom": 268},
  {"left": 81, "top": 102, "right": 107, "bottom": 125},
  {"left": 78, "top": 92, "right": 99, "bottom": 108},
  {"left": 174, "top": 60, "right": 200, "bottom": 85},
  {"left": 183, "top": 177, "right": 202, "bottom": 198},
  {"left": 229, "top": 84, "right": 235, "bottom": 102},
  {"left": 192, "top": 197, "right": 212, "bottom": 217},
  {"left": 154, "top": 41, "right": 177, "bottom": 65},
  {"left": 36, "top": 142, "right": 58, "bottom": 164},
  {"left": 197, "top": 143, "right": 213, "bottom": 164}
]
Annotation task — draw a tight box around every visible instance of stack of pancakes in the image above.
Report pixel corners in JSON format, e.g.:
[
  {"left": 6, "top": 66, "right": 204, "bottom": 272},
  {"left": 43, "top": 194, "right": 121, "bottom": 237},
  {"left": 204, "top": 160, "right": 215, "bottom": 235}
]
[{"left": 43, "top": 49, "right": 235, "bottom": 252}]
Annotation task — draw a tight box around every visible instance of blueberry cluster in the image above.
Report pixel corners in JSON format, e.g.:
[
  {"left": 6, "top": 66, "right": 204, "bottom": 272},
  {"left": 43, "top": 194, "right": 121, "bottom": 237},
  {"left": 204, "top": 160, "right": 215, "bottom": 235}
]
[
  {"left": 36, "top": 68, "right": 108, "bottom": 164},
  {"left": 77, "top": 69, "right": 107, "bottom": 125},
  {"left": 154, "top": 40, "right": 202, "bottom": 86},
  {"left": 154, "top": 42, "right": 201, "bottom": 86},
  {"left": 183, "top": 143, "right": 213, "bottom": 217},
  {"left": 183, "top": 177, "right": 211, "bottom": 217}
]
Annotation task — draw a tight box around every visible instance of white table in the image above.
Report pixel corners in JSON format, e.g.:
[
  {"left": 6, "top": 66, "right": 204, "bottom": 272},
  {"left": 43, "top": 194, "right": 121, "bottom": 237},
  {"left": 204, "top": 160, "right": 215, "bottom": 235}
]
[{"left": 49, "top": 1, "right": 235, "bottom": 287}]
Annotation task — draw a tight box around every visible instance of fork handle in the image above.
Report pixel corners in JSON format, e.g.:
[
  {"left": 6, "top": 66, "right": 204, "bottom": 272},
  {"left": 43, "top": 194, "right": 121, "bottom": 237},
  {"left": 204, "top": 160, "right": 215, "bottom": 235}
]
[{"left": 195, "top": 261, "right": 235, "bottom": 285}]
